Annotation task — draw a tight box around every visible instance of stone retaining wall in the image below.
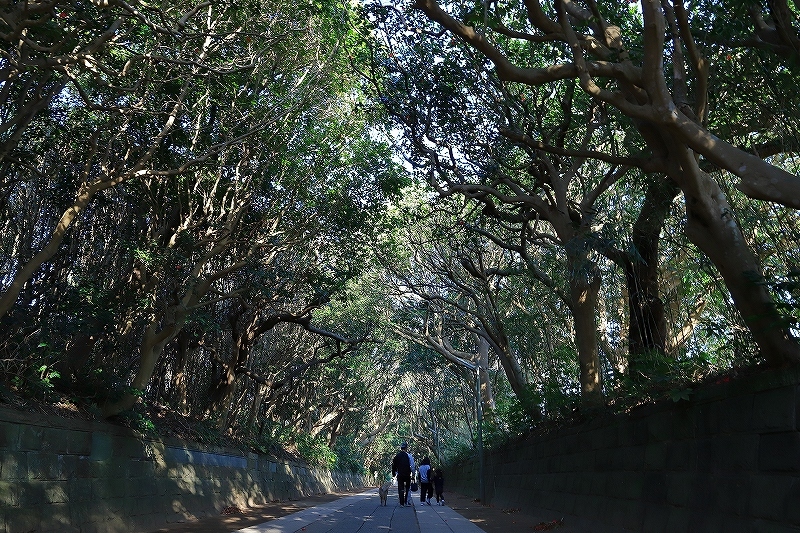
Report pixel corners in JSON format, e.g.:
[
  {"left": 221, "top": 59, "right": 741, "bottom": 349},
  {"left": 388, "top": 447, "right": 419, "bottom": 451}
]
[
  {"left": 0, "top": 407, "right": 365, "bottom": 533},
  {"left": 447, "top": 367, "right": 800, "bottom": 532}
]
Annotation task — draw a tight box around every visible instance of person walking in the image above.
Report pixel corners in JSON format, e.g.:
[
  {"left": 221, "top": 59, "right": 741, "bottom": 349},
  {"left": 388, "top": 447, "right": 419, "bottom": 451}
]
[
  {"left": 391, "top": 442, "right": 415, "bottom": 506},
  {"left": 433, "top": 468, "right": 445, "bottom": 505},
  {"left": 417, "top": 457, "right": 433, "bottom": 505}
]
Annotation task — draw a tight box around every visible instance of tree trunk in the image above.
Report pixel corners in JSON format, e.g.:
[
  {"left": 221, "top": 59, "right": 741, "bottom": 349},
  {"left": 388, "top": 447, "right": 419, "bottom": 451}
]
[
  {"left": 208, "top": 362, "right": 238, "bottom": 418},
  {"left": 246, "top": 382, "right": 268, "bottom": 431},
  {"left": 625, "top": 178, "right": 678, "bottom": 379},
  {"left": 477, "top": 336, "right": 495, "bottom": 412},
  {"left": 0, "top": 181, "right": 111, "bottom": 319},
  {"left": 171, "top": 331, "right": 191, "bottom": 414},
  {"left": 207, "top": 312, "right": 250, "bottom": 418},
  {"left": 667, "top": 297, "right": 707, "bottom": 352},
  {"left": 568, "top": 253, "right": 604, "bottom": 406},
  {"left": 224, "top": 380, "right": 248, "bottom": 432},
  {"left": 55, "top": 333, "right": 99, "bottom": 390},
  {"left": 327, "top": 411, "right": 344, "bottom": 448},
  {"left": 673, "top": 146, "right": 800, "bottom": 366},
  {"left": 102, "top": 300, "right": 188, "bottom": 417},
  {"left": 486, "top": 325, "right": 540, "bottom": 417}
]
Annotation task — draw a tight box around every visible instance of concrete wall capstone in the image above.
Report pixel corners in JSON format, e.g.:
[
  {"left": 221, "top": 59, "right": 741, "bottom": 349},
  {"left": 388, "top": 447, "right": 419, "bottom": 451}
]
[
  {"left": 446, "top": 367, "right": 800, "bottom": 532},
  {"left": 0, "top": 407, "right": 365, "bottom": 533}
]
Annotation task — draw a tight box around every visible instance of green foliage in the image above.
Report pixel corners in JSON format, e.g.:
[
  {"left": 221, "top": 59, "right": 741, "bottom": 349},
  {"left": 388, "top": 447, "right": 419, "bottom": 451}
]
[
  {"left": 15, "top": 364, "right": 63, "bottom": 402},
  {"left": 37, "top": 364, "right": 60, "bottom": 388},
  {"left": 2, "top": 0, "right": 799, "bottom": 486},
  {"left": 489, "top": 388, "right": 535, "bottom": 438},
  {"left": 628, "top": 349, "right": 683, "bottom": 385},
  {"left": 333, "top": 435, "right": 367, "bottom": 474},
  {"left": 117, "top": 409, "right": 158, "bottom": 437},
  {"left": 444, "top": 439, "right": 480, "bottom": 467},
  {"left": 363, "top": 430, "right": 406, "bottom": 481},
  {"left": 66, "top": 367, "right": 127, "bottom": 405},
  {"left": 613, "top": 350, "right": 718, "bottom": 407},
  {"left": 758, "top": 269, "right": 800, "bottom": 331},
  {"left": 295, "top": 433, "right": 338, "bottom": 469},
  {"left": 185, "top": 418, "right": 227, "bottom": 447},
  {"left": 668, "top": 387, "right": 693, "bottom": 403}
]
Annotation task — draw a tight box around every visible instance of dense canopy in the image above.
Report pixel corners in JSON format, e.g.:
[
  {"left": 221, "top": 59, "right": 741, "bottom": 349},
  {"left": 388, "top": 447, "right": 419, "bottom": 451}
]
[{"left": 1, "top": 0, "right": 798, "bottom": 474}]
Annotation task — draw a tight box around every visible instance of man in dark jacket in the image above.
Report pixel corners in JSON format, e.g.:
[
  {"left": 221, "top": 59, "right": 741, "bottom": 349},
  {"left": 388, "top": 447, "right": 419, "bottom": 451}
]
[{"left": 391, "top": 442, "right": 414, "bottom": 506}]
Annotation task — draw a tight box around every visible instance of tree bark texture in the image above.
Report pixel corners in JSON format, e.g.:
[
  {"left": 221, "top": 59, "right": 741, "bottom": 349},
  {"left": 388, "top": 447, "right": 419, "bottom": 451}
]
[
  {"left": 676, "top": 153, "right": 800, "bottom": 366},
  {"left": 411, "top": 0, "right": 800, "bottom": 366},
  {"left": 625, "top": 179, "right": 679, "bottom": 378},
  {"left": 568, "top": 253, "right": 604, "bottom": 406}
]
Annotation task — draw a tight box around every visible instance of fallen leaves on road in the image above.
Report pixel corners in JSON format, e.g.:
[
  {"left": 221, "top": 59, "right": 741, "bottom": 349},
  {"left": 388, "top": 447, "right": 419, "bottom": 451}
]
[
  {"left": 221, "top": 505, "right": 243, "bottom": 515},
  {"left": 532, "top": 518, "right": 564, "bottom": 531}
]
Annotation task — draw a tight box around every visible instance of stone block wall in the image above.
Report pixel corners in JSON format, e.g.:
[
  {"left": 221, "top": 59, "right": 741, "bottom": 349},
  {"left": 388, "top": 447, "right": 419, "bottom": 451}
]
[
  {"left": 447, "top": 367, "right": 800, "bottom": 532},
  {"left": 0, "top": 407, "right": 365, "bottom": 533}
]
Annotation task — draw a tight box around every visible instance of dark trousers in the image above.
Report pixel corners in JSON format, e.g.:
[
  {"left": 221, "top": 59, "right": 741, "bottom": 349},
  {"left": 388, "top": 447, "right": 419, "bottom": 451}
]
[
  {"left": 420, "top": 481, "right": 433, "bottom": 502},
  {"left": 397, "top": 475, "right": 411, "bottom": 505}
]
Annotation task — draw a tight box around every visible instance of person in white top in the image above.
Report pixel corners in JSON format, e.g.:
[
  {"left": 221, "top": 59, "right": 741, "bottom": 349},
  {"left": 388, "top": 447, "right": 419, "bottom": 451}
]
[{"left": 417, "top": 456, "right": 433, "bottom": 505}]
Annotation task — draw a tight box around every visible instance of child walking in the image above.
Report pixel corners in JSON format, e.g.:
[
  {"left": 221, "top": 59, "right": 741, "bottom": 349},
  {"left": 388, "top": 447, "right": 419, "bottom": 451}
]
[
  {"left": 418, "top": 457, "right": 433, "bottom": 505},
  {"left": 433, "top": 468, "right": 445, "bottom": 505}
]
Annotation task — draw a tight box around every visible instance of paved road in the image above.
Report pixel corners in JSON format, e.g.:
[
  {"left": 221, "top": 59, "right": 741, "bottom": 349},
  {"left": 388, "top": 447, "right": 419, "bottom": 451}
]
[{"left": 233, "top": 485, "right": 486, "bottom": 533}]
